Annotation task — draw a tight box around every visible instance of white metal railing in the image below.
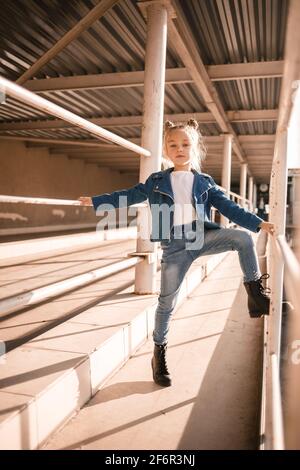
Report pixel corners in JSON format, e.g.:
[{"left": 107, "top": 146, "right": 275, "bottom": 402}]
[
  {"left": 268, "top": 234, "right": 300, "bottom": 451},
  {"left": 276, "top": 234, "right": 300, "bottom": 315},
  {"left": 229, "top": 189, "right": 249, "bottom": 205},
  {"left": 1, "top": 186, "right": 249, "bottom": 211},
  {"left": 217, "top": 184, "right": 251, "bottom": 208},
  {"left": 0, "top": 75, "right": 150, "bottom": 238},
  {"left": 261, "top": 0, "right": 300, "bottom": 446},
  {"left": 260, "top": 127, "right": 288, "bottom": 450},
  {"left": 263, "top": 230, "right": 300, "bottom": 451},
  {"left": 0, "top": 256, "right": 142, "bottom": 317},
  {"left": 0, "top": 194, "right": 147, "bottom": 236},
  {"left": 270, "top": 353, "right": 285, "bottom": 450},
  {"left": 0, "top": 76, "right": 151, "bottom": 157},
  {"left": 260, "top": 151, "right": 285, "bottom": 450},
  {"left": 0, "top": 194, "right": 85, "bottom": 206},
  {"left": 0, "top": 194, "right": 147, "bottom": 207},
  {"left": 212, "top": 185, "right": 252, "bottom": 224}
]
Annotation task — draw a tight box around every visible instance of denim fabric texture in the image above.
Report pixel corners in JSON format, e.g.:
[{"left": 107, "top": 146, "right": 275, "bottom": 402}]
[
  {"left": 91, "top": 168, "right": 264, "bottom": 242},
  {"left": 153, "top": 224, "right": 262, "bottom": 345},
  {"left": 91, "top": 168, "right": 264, "bottom": 346}
]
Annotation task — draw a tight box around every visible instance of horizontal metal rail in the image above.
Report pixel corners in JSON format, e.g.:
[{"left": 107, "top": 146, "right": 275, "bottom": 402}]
[
  {"left": 0, "top": 227, "right": 138, "bottom": 263},
  {"left": 217, "top": 184, "right": 250, "bottom": 206},
  {"left": 0, "top": 76, "right": 151, "bottom": 157},
  {"left": 0, "top": 194, "right": 147, "bottom": 208},
  {"left": 271, "top": 353, "right": 285, "bottom": 450},
  {"left": 276, "top": 234, "right": 300, "bottom": 315},
  {"left": 1, "top": 188, "right": 248, "bottom": 209},
  {"left": 0, "top": 256, "right": 143, "bottom": 317},
  {"left": 263, "top": 233, "right": 300, "bottom": 450}
]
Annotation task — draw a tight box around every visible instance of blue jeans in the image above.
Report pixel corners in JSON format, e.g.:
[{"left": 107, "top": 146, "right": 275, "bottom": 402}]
[{"left": 153, "top": 223, "right": 261, "bottom": 345}]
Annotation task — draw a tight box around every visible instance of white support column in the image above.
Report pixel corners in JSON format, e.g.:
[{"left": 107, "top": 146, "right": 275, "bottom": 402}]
[
  {"left": 261, "top": 0, "right": 300, "bottom": 450},
  {"left": 248, "top": 176, "right": 254, "bottom": 212},
  {"left": 253, "top": 183, "right": 257, "bottom": 212},
  {"left": 240, "top": 163, "right": 248, "bottom": 208},
  {"left": 134, "top": 1, "right": 168, "bottom": 294},
  {"left": 221, "top": 134, "right": 233, "bottom": 226},
  {"left": 269, "top": 128, "right": 289, "bottom": 358},
  {"left": 263, "top": 128, "right": 288, "bottom": 451}
]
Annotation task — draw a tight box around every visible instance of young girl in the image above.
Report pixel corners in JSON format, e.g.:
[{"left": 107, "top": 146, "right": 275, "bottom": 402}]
[{"left": 79, "top": 119, "right": 275, "bottom": 387}]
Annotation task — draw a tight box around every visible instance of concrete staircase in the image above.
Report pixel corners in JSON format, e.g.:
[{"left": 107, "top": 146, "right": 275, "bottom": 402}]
[{"left": 0, "top": 228, "right": 228, "bottom": 449}]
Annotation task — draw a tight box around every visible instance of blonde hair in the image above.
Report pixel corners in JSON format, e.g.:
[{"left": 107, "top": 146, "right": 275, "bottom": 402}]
[{"left": 162, "top": 119, "right": 207, "bottom": 172}]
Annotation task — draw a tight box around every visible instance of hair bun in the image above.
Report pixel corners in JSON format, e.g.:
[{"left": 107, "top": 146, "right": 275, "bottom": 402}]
[
  {"left": 187, "top": 118, "right": 199, "bottom": 129},
  {"left": 164, "top": 120, "right": 175, "bottom": 131}
]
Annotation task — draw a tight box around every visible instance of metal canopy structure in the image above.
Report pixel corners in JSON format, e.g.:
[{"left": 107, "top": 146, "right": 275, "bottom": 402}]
[{"left": 0, "top": 0, "right": 288, "bottom": 184}]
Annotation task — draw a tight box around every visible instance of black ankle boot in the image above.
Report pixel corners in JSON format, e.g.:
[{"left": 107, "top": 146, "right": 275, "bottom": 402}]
[
  {"left": 151, "top": 343, "right": 172, "bottom": 387},
  {"left": 243, "top": 273, "right": 271, "bottom": 318}
]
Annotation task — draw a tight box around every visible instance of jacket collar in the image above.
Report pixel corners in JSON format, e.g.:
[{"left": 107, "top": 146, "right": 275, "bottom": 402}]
[{"left": 153, "top": 167, "right": 213, "bottom": 200}]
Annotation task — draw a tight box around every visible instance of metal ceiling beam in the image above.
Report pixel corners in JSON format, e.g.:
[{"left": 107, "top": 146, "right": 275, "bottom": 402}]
[
  {"left": 0, "top": 134, "right": 275, "bottom": 145},
  {"left": 91, "top": 162, "right": 138, "bottom": 167},
  {"left": 49, "top": 146, "right": 137, "bottom": 154},
  {"left": 16, "top": 0, "right": 119, "bottom": 85},
  {"left": 49, "top": 147, "right": 273, "bottom": 159},
  {"left": 238, "top": 135, "right": 275, "bottom": 143},
  {"left": 244, "top": 150, "right": 274, "bottom": 156},
  {"left": 0, "top": 109, "right": 278, "bottom": 131},
  {"left": 0, "top": 135, "right": 141, "bottom": 147},
  {"left": 23, "top": 61, "right": 284, "bottom": 92},
  {"left": 56, "top": 153, "right": 136, "bottom": 159},
  {"left": 207, "top": 61, "right": 284, "bottom": 81},
  {"left": 24, "top": 69, "right": 189, "bottom": 92},
  {"left": 239, "top": 142, "right": 275, "bottom": 149},
  {"left": 226, "top": 109, "right": 277, "bottom": 122}
]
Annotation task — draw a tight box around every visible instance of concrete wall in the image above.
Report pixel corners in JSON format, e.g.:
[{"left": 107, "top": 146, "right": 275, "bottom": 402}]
[
  {"left": 0, "top": 141, "right": 137, "bottom": 198},
  {"left": 0, "top": 140, "right": 139, "bottom": 235}
]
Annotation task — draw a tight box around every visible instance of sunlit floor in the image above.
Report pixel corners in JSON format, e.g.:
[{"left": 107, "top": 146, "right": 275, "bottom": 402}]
[{"left": 42, "top": 252, "right": 263, "bottom": 450}]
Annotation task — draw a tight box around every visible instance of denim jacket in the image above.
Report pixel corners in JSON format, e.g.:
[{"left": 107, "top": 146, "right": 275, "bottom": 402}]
[{"left": 92, "top": 167, "right": 263, "bottom": 242}]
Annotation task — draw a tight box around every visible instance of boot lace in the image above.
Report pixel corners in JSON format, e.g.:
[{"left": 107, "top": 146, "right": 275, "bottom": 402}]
[
  {"left": 258, "top": 273, "right": 271, "bottom": 297},
  {"left": 158, "top": 346, "right": 169, "bottom": 375}
]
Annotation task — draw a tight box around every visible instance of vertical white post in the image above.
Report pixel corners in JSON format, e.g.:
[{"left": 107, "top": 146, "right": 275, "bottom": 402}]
[
  {"left": 253, "top": 183, "right": 257, "bottom": 212},
  {"left": 248, "top": 176, "right": 254, "bottom": 212},
  {"left": 261, "top": 0, "right": 300, "bottom": 450},
  {"left": 269, "top": 128, "right": 288, "bottom": 358},
  {"left": 240, "top": 163, "right": 248, "bottom": 208},
  {"left": 134, "top": 1, "right": 168, "bottom": 294},
  {"left": 262, "top": 128, "right": 288, "bottom": 451},
  {"left": 221, "top": 134, "right": 233, "bottom": 226}
]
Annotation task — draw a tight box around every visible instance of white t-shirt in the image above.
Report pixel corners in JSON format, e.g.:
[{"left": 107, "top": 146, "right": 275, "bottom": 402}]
[{"left": 170, "top": 170, "right": 197, "bottom": 226}]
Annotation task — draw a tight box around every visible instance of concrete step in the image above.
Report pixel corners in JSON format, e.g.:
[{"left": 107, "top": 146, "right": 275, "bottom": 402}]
[
  {"left": 42, "top": 252, "right": 263, "bottom": 450},
  {"left": 0, "top": 250, "right": 228, "bottom": 449},
  {"left": 0, "top": 226, "right": 137, "bottom": 267},
  {"left": 0, "top": 238, "right": 136, "bottom": 301}
]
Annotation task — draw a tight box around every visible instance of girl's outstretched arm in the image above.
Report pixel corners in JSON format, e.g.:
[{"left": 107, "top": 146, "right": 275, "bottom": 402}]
[
  {"left": 208, "top": 176, "right": 273, "bottom": 233},
  {"left": 77, "top": 175, "right": 153, "bottom": 212}
]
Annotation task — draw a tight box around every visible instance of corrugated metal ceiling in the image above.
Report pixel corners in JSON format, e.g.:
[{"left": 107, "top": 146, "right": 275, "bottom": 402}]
[
  {"left": 0, "top": 0, "right": 289, "bottom": 183},
  {"left": 182, "top": 0, "right": 287, "bottom": 64}
]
